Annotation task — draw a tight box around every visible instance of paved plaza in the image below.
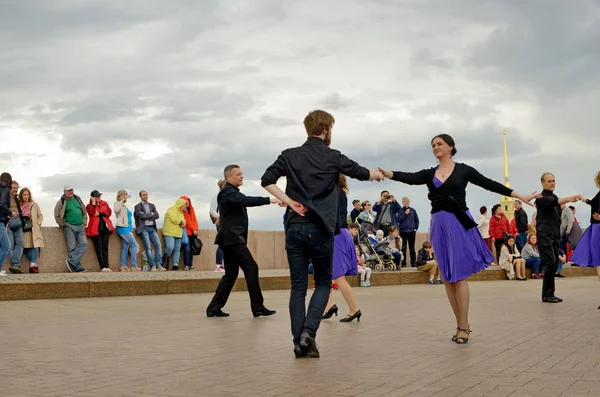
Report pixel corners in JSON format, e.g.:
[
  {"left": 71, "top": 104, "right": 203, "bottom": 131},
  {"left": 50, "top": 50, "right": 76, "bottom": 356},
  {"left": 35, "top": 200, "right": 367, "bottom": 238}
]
[{"left": 1, "top": 277, "right": 600, "bottom": 396}]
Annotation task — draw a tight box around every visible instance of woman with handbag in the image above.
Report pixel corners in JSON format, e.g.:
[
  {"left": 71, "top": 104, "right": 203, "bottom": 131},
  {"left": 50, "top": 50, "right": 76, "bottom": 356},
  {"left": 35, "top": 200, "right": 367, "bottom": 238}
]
[
  {"left": 18, "top": 188, "right": 44, "bottom": 273},
  {"left": 114, "top": 190, "right": 140, "bottom": 272},
  {"left": 86, "top": 190, "right": 114, "bottom": 272},
  {"left": 180, "top": 195, "right": 200, "bottom": 271}
]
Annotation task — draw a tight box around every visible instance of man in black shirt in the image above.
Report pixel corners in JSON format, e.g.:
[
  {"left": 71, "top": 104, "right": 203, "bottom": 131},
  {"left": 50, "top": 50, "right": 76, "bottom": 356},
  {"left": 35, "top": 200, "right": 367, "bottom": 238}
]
[
  {"left": 535, "top": 172, "right": 579, "bottom": 303},
  {"left": 349, "top": 199, "right": 362, "bottom": 224},
  {"left": 514, "top": 199, "right": 529, "bottom": 251},
  {"left": 206, "top": 165, "right": 280, "bottom": 318},
  {"left": 261, "top": 110, "right": 382, "bottom": 358}
]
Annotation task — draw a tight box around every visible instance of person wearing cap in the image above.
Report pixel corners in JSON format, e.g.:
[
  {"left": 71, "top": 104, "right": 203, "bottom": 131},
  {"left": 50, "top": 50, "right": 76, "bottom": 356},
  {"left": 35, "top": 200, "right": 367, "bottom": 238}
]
[
  {"left": 54, "top": 185, "right": 88, "bottom": 272},
  {"left": 114, "top": 189, "right": 140, "bottom": 272},
  {"left": 86, "top": 190, "right": 114, "bottom": 272}
]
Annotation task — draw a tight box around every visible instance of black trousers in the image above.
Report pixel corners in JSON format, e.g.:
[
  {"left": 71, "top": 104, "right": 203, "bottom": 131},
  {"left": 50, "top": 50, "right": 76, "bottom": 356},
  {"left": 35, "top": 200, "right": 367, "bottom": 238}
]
[
  {"left": 538, "top": 232, "right": 560, "bottom": 298},
  {"left": 379, "top": 223, "right": 391, "bottom": 237},
  {"left": 400, "top": 231, "right": 417, "bottom": 266},
  {"left": 206, "top": 244, "right": 265, "bottom": 313},
  {"left": 494, "top": 238, "right": 504, "bottom": 264},
  {"left": 91, "top": 232, "right": 110, "bottom": 269}
]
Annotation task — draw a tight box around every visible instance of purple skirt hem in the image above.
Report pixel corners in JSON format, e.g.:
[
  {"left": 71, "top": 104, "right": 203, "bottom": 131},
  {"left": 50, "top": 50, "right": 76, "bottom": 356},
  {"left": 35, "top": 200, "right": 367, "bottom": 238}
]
[
  {"left": 333, "top": 228, "right": 358, "bottom": 279},
  {"left": 571, "top": 224, "right": 600, "bottom": 268}
]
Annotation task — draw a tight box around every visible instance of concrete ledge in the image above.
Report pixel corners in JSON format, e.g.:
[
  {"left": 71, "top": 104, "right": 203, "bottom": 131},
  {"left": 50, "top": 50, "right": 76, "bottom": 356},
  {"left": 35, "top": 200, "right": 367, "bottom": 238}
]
[{"left": 1, "top": 265, "right": 595, "bottom": 301}]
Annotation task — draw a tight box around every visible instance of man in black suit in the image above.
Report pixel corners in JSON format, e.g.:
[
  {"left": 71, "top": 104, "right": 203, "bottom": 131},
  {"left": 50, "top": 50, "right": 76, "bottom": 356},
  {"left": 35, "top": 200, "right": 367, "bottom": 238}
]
[
  {"left": 536, "top": 172, "right": 579, "bottom": 303},
  {"left": 206, "top": 164, "right": 280, "bottom": 318}
]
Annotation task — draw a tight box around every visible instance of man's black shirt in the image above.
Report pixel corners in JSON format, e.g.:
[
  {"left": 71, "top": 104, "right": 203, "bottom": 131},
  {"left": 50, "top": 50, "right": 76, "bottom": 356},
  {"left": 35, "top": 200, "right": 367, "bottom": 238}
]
[
  {"left": 535, "top": 190, "right": 561, "bottom": 237},
  {"left": 515, "top": 208, "right": 529, "bottom": 233},
  {"left": 261, "top": 137, "right": 370, "bottom": 234}
]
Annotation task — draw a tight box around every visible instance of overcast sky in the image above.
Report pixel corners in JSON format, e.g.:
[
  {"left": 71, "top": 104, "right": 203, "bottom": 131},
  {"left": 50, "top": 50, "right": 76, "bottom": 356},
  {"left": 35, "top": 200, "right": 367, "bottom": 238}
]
[{"left": 1, "top": 0, "right": 599, "bottom": 231}]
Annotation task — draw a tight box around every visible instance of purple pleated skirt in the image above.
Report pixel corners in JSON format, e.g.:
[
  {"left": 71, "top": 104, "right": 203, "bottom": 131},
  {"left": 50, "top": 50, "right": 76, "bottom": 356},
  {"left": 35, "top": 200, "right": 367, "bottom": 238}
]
[
  {"left": 332, "top": 228, "right": 358, "bottom": 279},
  {"left": 430, "top": 210, "right": 494, "bottom": 283},
  {"left": 570, "top": 224, "right": 600, "bottom": 268}
]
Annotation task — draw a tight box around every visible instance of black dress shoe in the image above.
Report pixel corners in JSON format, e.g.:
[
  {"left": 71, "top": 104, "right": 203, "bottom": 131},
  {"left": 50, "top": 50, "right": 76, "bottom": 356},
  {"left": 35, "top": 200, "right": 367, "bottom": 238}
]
[
  {"left": 293, "top": 345, "right": 307, "bottom": 358},
  {"left": 206, "top": 310, "right": 230, "bottom": 317},
  {"left": 555, "top": 273, "right": 565, "bottom": 278},
  {"left": 542, "top": 296, "right": 560, "bottom": 303},
  {"left": 299, "top": 332, "right": 320, "bottom": 358},
  {"left": 554, "top": 296, "right": 563, "bottom": 302},
  {"left": 253, "top": 308, "right": 276, "bottom": 317}
]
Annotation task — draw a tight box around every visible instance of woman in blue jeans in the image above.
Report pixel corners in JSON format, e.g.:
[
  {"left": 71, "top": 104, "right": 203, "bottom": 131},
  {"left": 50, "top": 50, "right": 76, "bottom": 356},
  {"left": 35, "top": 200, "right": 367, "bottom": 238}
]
[
  {"left": 0, "top": 173, "right": 13, "bottom": 276},
  {"left": 522, "top": 234, "right": 542, "bottom": 278},
  {"left": 114, "top": 190, "right": 139, "bottom": 272}
]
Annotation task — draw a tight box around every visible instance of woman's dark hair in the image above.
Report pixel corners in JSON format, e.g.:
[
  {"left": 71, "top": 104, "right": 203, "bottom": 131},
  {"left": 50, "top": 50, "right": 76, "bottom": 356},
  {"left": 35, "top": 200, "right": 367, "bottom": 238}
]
[
  {"left": 431, "top": 134, "right": 457, "bottom": 156},
  {"left": 491, "top": 204, "right": 502, "bottom": 215},
  {"left": 503, "top": 236, "right": 516, "bottom": 254},
  {"left": 480, "top": 205, "right": 487, "bottom": 215},
  {"left": 0, "top": 172, "right": 12, "bottom": 185}
]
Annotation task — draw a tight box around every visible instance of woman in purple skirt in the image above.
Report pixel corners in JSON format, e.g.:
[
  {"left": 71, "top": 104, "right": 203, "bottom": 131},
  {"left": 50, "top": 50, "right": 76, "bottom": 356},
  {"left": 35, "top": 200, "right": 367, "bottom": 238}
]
[
  {"left": 322, "top": 175, "right": 362, "bottom": 323},
  {"left": 379, "top": 134, "right": 539, "bottom": 344},
  {"left": 570, "top": 171, "right": 600, "bottom": 308}
]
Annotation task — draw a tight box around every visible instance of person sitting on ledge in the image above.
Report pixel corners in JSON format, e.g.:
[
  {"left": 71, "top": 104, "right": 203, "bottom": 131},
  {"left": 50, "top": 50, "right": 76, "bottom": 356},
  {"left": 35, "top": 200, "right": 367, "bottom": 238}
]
[
  {"left": 522, "top": 234, "right": 542, "bottom": 279},
  {"left": 416, "top": 241, "right": 442, "bottom": 284},
  {"left": 499, "top": 235, "right": 526, "bottom": 280},
  {"left": 356, "top": 245, "right": 371, "bottom": 287}
]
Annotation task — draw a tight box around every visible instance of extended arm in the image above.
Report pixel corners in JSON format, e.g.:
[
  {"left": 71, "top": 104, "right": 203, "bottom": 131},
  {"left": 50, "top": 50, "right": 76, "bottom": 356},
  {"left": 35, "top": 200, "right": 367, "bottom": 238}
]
[
  {"left": 221, "top": 188, "right": 271, "bottom": 208},
  {"left": 379, "top": 168, "right": 432, "bottom": 185}
]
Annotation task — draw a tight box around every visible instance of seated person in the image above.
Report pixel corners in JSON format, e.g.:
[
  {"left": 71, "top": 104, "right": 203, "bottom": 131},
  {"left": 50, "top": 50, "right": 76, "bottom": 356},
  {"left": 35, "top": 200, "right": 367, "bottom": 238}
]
[
  {"left": 522, "top": 234, "right": 542, "bottom": 279},
  {"left": 416, "top": 241, "right": 442, "bottom": 284},
  {"left": 357, "top": 200, "right": 377, "bottom": 224},
  {"left": 384, "top": 226, "right": 404, "bottom": 270},
  {"left": 356, "top": 245, "right": 371, "bottom": 287},
  {"left": 499, "top": 236, "right": 526, "bottom": 280}
]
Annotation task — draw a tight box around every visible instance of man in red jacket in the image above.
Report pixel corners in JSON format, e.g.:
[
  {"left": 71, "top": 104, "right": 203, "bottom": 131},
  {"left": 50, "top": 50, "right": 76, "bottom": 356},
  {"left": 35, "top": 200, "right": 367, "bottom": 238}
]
[{"left": 489, "top": 204, "right": 510, "bottom": 263}]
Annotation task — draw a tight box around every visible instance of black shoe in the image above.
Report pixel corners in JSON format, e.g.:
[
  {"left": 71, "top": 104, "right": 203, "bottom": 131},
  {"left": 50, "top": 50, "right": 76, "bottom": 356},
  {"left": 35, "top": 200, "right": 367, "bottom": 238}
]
[
  {"left": 253, "top": 308, "right": 276, "bottom": 317},
  {"left": 554, "top": 296, "right": 563, "bottom": 302},
  {"left": 555, "top": 273, "right": 565, "bottom": 278},
  {"left": 172, "top": 266, "right": 179, "bottom": 271},
  {"left": 161, "top": 254, "right": 169, "bottom": 269},
  {"left": 339, "top": 310, "right": 362, "bottom": 323},
  {"left": 299, "top": 332, "right": 320, "bottom": 358},
  {"left": 322, "top": 304, "right": 338, "bottom": 319},
  {"left": 293, "top": 345, "right": 307, "bottom": 359},
  {"left": 542, "top": 296, "right": 560, "bottom": 303},
  {"left": 8, "top": 266, "right": 23, "bottom": 274},
  {"left": 206, "top": 310, "right": 230, "bottom": 317}
]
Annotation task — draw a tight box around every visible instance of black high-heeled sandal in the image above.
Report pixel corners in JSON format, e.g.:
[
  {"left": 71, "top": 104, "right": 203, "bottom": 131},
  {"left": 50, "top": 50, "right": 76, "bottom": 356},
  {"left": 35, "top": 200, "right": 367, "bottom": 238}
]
[
  {"left": 340, "top": 310, "right": 361, "bottom": 322},
  {"left": 452, "top": 325, "right": 470, "bottom": 342},
  {"left": 322, "top": 304, "right": 338, "bottom": 319},
  {"left": 455, "top": 328, "right": 471, "bottom": 344}
]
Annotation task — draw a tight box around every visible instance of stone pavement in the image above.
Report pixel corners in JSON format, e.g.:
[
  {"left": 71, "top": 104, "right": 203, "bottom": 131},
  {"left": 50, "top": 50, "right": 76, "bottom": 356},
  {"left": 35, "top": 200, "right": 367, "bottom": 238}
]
[{"left": 1, "top": 277, "right": 599, "bottom": 397}]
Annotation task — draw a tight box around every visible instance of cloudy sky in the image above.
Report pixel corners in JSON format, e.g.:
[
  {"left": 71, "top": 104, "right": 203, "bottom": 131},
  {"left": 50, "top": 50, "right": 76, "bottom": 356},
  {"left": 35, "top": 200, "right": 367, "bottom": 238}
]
[{"left": 1, "top": 0, "right": 599, "bottom": 231}]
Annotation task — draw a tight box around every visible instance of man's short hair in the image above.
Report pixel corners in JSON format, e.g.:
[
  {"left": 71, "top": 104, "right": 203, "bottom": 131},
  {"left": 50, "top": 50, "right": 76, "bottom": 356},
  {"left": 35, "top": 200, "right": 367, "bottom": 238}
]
[
  {"left": 11, "top": 180, "right": 18, "bottom": 186},
  {"left": 352, "top": 199, "right": 360, "bottom": 205},
  {"left": 515, "top": 199, "right": 522, "bottom": 204},
  {"left": 423, "top": 241, "right": 432, "bottom": 249},
  {"left": 349, "top": 223, "right": 359, "bottom": 229},
  {"left": 303, "top": 110, "right": 335, "bottom": 136},
  {"left": 569, "top": 205, "right": 575, "bottom": 211},
  {"left": 224, "top": 164, "right": 240, "bottom": 179},
  {"left": 139, "top": 190, "right": 147, "bottom": 198},
  {"left": 402, "top": 197, "right": 409, "bottom": 201},
  {"left": 541, "top": 172, "right": 554, "bottom": 183},
  {"left": 380, "top": 190, "right": 389, "bottom": 196}
]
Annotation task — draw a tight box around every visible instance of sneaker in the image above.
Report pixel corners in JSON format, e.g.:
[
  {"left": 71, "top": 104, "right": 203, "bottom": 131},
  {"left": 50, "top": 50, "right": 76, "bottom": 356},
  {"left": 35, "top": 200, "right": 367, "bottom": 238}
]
[
  {"left": 360, "top": 281, "right": 367, "bottom": 287},
  {"left": 0, "top": 272, "right": 5, "bottom": 277},
  {"left": 120, "top": 267, "right": 130, "bottom": 272},
  {"left": 156, "top": 265, "right": 167, "bottom": 272},
  {"left": 100, "top": 268, "right": 113, "bottom": 272},
  {"left": 436, "top": 279, "right": 443, "bottom": 284},
  {"left": 150, "top": 266, "right": 158, "bottom": 272},
  {"left": 142, "top": 265, "right": 150, "bottom": 272},
  {"left": 188, "top": 265, "right": 196, "bottom": 271},
  {"left": 29, "top": 265, "right": 40, "bottom": 274},
  {"left": 366, "top": 280, "right": 371, "bottom": 287},
  {"left": 65, "top": 260, "right": 74, "bottom": 273},
  {"left": 215, "top": 265, "right": 224, "bottom": 272},
  {"left": 131, "top": 266, "right": 141, "bottom": 272},
  {"left": 428, "top": 279, "right": 436, "bottom": 284}
]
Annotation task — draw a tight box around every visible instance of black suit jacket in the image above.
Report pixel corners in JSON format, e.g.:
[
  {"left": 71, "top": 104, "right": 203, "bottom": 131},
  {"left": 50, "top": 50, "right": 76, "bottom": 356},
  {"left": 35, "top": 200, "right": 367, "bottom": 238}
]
[
  {"left": 134, "top": 202, "right": 159, "bottom": 235},
  {"left": 215, "top": 182, "right": 271, "bottom": 246}
]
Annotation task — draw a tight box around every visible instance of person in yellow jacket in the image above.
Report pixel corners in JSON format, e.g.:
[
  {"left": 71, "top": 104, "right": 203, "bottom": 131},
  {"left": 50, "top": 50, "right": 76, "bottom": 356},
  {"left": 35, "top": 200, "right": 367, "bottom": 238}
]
[{"left": 162, "top": 198, "right": 188, "bottom": 270}]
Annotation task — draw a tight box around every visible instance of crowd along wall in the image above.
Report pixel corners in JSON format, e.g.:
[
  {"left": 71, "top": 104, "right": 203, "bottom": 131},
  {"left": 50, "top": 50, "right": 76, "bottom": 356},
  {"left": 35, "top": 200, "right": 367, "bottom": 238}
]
[{"left": 1, "top": 227, "right": 431, "bottom": 273}]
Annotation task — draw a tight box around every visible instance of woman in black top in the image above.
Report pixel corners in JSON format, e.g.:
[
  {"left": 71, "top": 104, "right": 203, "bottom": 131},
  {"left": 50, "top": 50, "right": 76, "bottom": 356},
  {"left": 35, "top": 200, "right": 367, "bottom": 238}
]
[
  {"left": 571, "top": 171, "right": 600, "bottom": 307},
  {"left": 379, "top": 134, "right": 539, "bottom": 344},
  {"left": 0, "top": 172, "right": 13, "bottom": 276}
]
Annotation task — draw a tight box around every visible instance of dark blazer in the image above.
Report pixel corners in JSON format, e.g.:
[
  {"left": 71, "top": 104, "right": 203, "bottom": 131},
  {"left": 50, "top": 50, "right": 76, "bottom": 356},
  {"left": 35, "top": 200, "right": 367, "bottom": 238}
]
[
  {"left": 134, "top": 201, "right": 160, "bottom": 235},
  {"left": 215, "top": 182, "right": 271, "bottom": 246}
]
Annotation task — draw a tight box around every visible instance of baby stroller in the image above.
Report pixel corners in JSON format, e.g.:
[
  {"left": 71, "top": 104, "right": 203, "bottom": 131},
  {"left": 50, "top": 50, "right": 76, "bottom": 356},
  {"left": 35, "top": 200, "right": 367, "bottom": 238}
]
[{"left": 356, "top": 222, "right": 396, "bottom": 272}]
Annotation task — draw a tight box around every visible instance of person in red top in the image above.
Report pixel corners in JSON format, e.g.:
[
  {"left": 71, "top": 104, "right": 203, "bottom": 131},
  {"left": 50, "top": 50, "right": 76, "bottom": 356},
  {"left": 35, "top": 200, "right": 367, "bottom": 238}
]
[
  {"left": 509, "top": 218, "right": 518, "bottom": 237},
  {"left": 180, "top": 195, "right": 199, "bottom": 271},
  {"left": 489, "top": 204, "right": 510, "bottom": 263},
  {"left": 86, "top": 190, "right": 114, "bottom": 272}
]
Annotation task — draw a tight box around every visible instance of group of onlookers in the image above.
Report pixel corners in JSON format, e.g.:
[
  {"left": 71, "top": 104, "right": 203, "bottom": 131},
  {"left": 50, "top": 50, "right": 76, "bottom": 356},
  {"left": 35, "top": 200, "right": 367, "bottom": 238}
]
[{"left": 0, "top": 173, "right": 218, "bottom": 275}]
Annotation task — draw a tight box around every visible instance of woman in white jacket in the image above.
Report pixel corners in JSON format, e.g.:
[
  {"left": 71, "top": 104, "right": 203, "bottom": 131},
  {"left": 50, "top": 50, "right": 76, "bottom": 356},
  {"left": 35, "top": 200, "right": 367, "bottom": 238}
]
[{"left": 499, "top": 235, "right": 526, "bottom": 280}]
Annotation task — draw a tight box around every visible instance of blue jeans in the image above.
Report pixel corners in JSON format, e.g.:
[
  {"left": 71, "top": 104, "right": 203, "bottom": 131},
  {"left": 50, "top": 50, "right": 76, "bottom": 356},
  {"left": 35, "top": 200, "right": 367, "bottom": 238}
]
[
  {"left": 63, "top": 222, "right": 88, "bottom": 272},
  {"left": 119, "top": 232, "right": 138, "bottom": 268},
  {"left": 25, "top": 247, "right": 39, "bottom": 263},
  {"left": 7, "top": 217, "right": 24, "bottom": 266},
  {"left": 164, "top": 236, "right": 182, "bottom": 268},
  {"left": 557, "top": 259, "right": 563, "bottom": 274},
  {"left": 140, "top": 226, "right": 162, "bottom": 267},
  {"left": 516, "top": 232, "right": 528, "bottom": 252},
  {"left": 525, "top": 257, "right": 541, "bottom": 273},
  {"left": 0, "top": 225, "right": 10, "bottom": 269},
  {"left": 180, "top": 233, "right": 191, "bottom": 267},
  {"left": 285, "top": 222, "right": 333, "bottom": 346}
]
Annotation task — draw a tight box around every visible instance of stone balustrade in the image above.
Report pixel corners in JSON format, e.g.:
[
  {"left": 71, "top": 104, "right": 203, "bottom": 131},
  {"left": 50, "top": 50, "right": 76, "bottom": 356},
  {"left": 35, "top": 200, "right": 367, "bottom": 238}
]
[{"left": 2, "top": 227, "right": 431, "bottom": 273}]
